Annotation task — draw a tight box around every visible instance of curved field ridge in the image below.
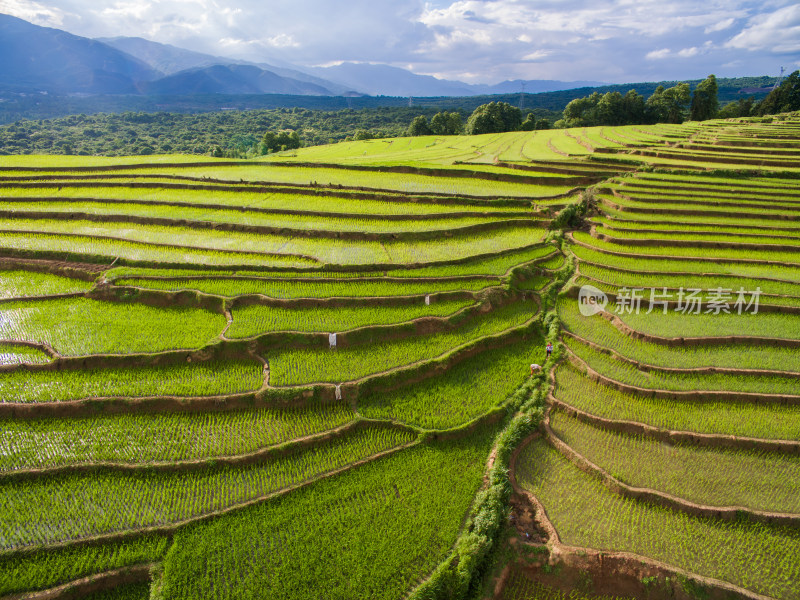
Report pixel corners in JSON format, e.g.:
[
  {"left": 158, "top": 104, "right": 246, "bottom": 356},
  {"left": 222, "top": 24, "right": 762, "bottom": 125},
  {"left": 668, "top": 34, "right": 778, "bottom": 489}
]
[
  {"left": 545, "top": 116, "right": 800, "bottom": 600},
  {"left": 4, "top": 116, "right": 800, "bottom": 600}
]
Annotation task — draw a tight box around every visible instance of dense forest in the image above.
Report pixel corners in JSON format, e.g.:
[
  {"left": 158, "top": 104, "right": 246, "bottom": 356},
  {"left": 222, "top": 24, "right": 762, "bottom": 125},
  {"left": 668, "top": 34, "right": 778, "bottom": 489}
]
[
  {"left": 0, "top": 75, "right": 787, "bottom": 157},
  {"left": 0, "top": 105, "right": 560, "bottom": 156}
]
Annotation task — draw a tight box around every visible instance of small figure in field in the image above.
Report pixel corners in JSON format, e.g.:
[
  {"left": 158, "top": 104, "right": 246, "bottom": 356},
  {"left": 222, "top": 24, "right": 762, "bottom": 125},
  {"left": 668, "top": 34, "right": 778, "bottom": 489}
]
[
  {"left": 530, "top": 364, "right": 541, "bottom": 375},
  {"left": 546, "top": 342, "right": 553, "bottom": 359}
]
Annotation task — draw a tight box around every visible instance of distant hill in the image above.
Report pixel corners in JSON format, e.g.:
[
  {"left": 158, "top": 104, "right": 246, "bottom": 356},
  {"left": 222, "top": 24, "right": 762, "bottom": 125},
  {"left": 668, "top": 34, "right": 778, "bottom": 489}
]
[
  {"left": 99, "top": 36, "right": 353, "bottom": 94},
  {"left": 140, "top": 64, "right": 334, "bottom": 95},
  {"left": 0, "top": 13, "right": 159, "bottom": 94}
]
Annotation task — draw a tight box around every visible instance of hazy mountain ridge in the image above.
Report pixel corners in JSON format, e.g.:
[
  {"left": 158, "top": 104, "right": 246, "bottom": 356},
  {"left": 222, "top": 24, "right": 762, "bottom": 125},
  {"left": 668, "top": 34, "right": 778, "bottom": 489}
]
[
  {"left": 0, "top": 14, "right": 159, "bottom": 94},
  {"left": 1, "top": 14, "right": 608, "bottom": 97}
]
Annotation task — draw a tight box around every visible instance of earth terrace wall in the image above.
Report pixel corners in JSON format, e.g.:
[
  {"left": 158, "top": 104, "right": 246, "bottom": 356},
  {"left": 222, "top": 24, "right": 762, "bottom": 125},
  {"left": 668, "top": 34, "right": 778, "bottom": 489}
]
[
  {"left": 0, "top": 233, "right": 555, "bottom": 273},
  {"left": 0, "top": 405, "right": 516, "bottom": 582},
  {"left": 541, "top": 409, "right": 800, "bottom": 528},
  {"left": 0, "top": 229, "right": 321, "bottom": 268},
  {"left": 508, "top": 433, "right": 776, "bottom": 600},
  {"left": 0, "top": 257, "right": 102, "bottom": 281},
  {"left": 1, "top": 564, "right": 154, "bottom": 600},
  {"left": 591, "top": 307, "right": 800, "bottom": 349},
  {"left": 561, "top": 329, "right": 800, "bottom": 380},
  {"left": 0, "top": 196, "right": 539, "bottom": 221},
  {"left": 548, "top": 394, "right": 800, "bottom": 455},
  {"left": 0, "top": 209, "right": 546, "bottom": 242},
  {"left": 0, "top": 304, "right": 544, "bottom": 419},
  {"left": 603, "top": 188, "right": 800, "bottom": 213},
  {"left": 564, "top": 348, "right": 800, "bottom": 405},
  {"left": 568, "top": 231, "right": 800, "bottom": 266},
  {"left": 0, "top": 438, "right": 420, "bottom": 559},
  {"left": 0, "top": 418, "right": 421, "bottom": 482},
  {"left": 564, "top": 281, "right": 800, "bottom": 316},
  {"left": 591, "top": 231, "right": 800, "bottom": 253},
  {"left": 0, "top": 160, "right": 600, "bottom": 187}
]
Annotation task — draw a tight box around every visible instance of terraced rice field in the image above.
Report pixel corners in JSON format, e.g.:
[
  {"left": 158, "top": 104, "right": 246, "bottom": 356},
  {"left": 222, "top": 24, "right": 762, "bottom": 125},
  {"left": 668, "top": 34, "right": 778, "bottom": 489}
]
[
  {"left": 512, "top": 113, "right": 800, "bottom": 600},
  {"left": 0, "top": 136, "right": 564, "bottom": 600},
  {"left": 2, "top": 114, "right": 799, "bottom": 600}
]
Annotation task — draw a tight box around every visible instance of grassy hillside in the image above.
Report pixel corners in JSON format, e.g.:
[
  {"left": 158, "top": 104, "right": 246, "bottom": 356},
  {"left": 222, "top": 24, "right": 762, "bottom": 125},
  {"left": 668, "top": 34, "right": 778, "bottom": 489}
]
[{"left": 1, "top": 113, "right": 798, "bottom": 599}]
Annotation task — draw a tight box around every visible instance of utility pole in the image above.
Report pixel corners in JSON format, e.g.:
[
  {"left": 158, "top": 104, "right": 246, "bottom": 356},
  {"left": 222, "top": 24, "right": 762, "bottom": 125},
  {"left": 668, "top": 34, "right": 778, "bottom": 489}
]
[
  {"left": 773, "top": 67, "right": 786, "bottom": 90},
  {"left": 519, "top": 82, "right": 526, "bottom": 110}
]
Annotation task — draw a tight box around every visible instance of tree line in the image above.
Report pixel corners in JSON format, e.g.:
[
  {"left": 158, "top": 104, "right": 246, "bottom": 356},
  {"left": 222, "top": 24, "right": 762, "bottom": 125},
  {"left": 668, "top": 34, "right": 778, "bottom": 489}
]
[{"left": 556, "top": 72, "right": 800, "bottom": 127}]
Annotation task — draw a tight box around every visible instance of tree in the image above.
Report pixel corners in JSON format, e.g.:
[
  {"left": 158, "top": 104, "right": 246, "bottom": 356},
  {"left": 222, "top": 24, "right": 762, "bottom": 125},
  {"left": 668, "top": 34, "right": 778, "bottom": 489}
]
[
  {"left": 690, "top": 74, "right": 719, "bottom": 121},
  {"left": 520, "top": 113, "right": 551, "bottom": 131},
  {"left": 261, "top": 130, "right": 300, "bottom": 154},
  {"left": 407, "top": 115, "right": 432, "bottom": 136},
  {"left": 718, "top": 97, "right": 754, "bottom": 119},
  {"left": 429, "top": 111, "right": 462, "bottom": 135},
  {"left": 465, "top": 102, "right": 521, "bottom": 135},
  {"left": 621, "top": 90, "right": 646, "bottom": 124},
  {"left": 561, "top": 92, "right": 601, "bottom": 127},
  {"left": 645, "top": 83, "right": 690, "bottom": 123},
  {"left": 756, "top": 71, "right": 800, "bottom": 115}
]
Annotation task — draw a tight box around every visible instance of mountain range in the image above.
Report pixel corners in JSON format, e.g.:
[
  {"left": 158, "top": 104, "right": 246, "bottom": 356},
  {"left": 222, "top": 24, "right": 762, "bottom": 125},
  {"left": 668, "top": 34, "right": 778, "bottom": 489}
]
[{"left": 1, "top": 13, "right": 604, "bottom": 97}]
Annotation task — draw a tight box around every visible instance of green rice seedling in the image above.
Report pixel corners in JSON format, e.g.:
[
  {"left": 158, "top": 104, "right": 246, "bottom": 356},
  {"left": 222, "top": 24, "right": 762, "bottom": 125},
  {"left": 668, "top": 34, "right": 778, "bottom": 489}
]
[
  {"left": 79, "top": 582, "right": 151, "bottom": 600},
  {"left": 558, "top": 298, "right": 800, "bottom": 372},
  {"left": 571, "top": 244, "right": 800, "bottom": 282},
  {"left": 0, "top": 534, "right": 169, "bottom": 596},
  {"left": 0, "top": 359, "right": 263, "bottom": 403},
  {"left": 359, "top": 336, "right": 544, "bottom": 429},
  {"left": 0, "top": 343, "right": 50, "bottom": 366},
  {"left": 501, "top": 571, "right": 634, "bottom": 600},
  {"left": 116, "top": 276, "right": 496, "bottom": 298},
  {"left": 578, "top": 262, "right": 800, "bottom": 300},
  {"left": 564, "top": 336, "right": 800, "bottom": 396},
  {"left": 552, "top": 362, "right": 800, "bottom": 441},
  {"left": 573, "top": 231, "right": 800, "bottom": 266},
  {"left": 0, "top": 231, "right": 317, "bottom": 268},
  {"left": 0, "top": 402, "right": 354, "bottom": 470},
  {"left": 0, "top": 218, "right": 543, "bottom": 266},
  {"left": 0, "top": 269, "right": 93, "bottom": 299},
  {"left": 98, "top": 164, "right": 573, "bottom": 198},
  {"left": 611, "top": 302, "right": 800, "bottom": 340},
  {"left": 537, "top": 254, "right": 565, "bottom": 270},
  {"left": 0, "top": 297, "right": 226, "bottom": 355},
  {"left": 0, "top": 199, "right": 536, "bottom": 232},
  {"left": 0, "top": 186, "right": 526, "bottom": 215},
  {"left": 228, "top": 298, "right": 474, "bottom": 338},
  {"left": 389, "top": 244, "right": 557, "bottom": 277},
  {"left": 550, "top": 411, "right": 800, "bottom": 513},
  {"left": 268, "top": 299, "right": 537, "bottom": 386},
  {"left": 600, "top": 205, "right": 800, "bottom": 231},
  {"left": 0, "top": 425, "right": 415, "bottom": 549},
  {"left": 158, "top": 429, "right": 494, "bottom": 600},
  {"left": 594, "top": 225, "right": 800, "bottom": 249},
  {"left": 516, "top": 439, "right": 800, "bottom": 600}
]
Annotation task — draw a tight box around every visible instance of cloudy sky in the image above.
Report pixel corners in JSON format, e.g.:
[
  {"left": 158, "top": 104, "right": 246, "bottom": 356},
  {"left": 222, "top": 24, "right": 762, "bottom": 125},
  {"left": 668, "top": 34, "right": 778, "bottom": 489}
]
[{"left": 2, "top": 0, "right": 798, "bottom": 83}]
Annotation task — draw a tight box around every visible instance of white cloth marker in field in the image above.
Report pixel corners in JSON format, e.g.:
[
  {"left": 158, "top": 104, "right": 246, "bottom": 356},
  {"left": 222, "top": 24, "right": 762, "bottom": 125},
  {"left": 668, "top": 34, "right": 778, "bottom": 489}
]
[
  {"left": 335, "top": 384, "right": 342, "bottom": 400},
  {"left": 329, "top": 333, "right": 337, "bottom": 348},
  {"left": 425, "top": 295, "right": 431, "bottom": 305}
]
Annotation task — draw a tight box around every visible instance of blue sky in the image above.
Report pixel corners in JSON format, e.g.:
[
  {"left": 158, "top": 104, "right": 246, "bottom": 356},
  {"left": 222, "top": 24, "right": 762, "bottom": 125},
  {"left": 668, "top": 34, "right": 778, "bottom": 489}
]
[{"left": 1, "top": 0, "right": 798, "bottom": 82}]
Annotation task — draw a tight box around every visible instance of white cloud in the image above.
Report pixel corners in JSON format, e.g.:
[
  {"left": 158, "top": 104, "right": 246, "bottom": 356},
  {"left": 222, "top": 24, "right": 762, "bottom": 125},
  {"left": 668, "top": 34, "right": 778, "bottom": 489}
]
[
  {"left": 705, "top": 17, "right": 735, "bottom": 33},
  {"left": 0, "top": 0, "right": 67, "bottom": 26},
  {"left": 2, "top": 0, "right": 793, "bottom": 85},
  {"left": 264, "top": 33, "right": 299, "bottom": 48},
  {"left": 645, "top": 48, "right": 671, "bottom": 60},
  {"left": 726, "top": 4, "right": 800, "bottom": 53},
  {"left": 521, "top": 50, "right": 550, "bottom": 62}
]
